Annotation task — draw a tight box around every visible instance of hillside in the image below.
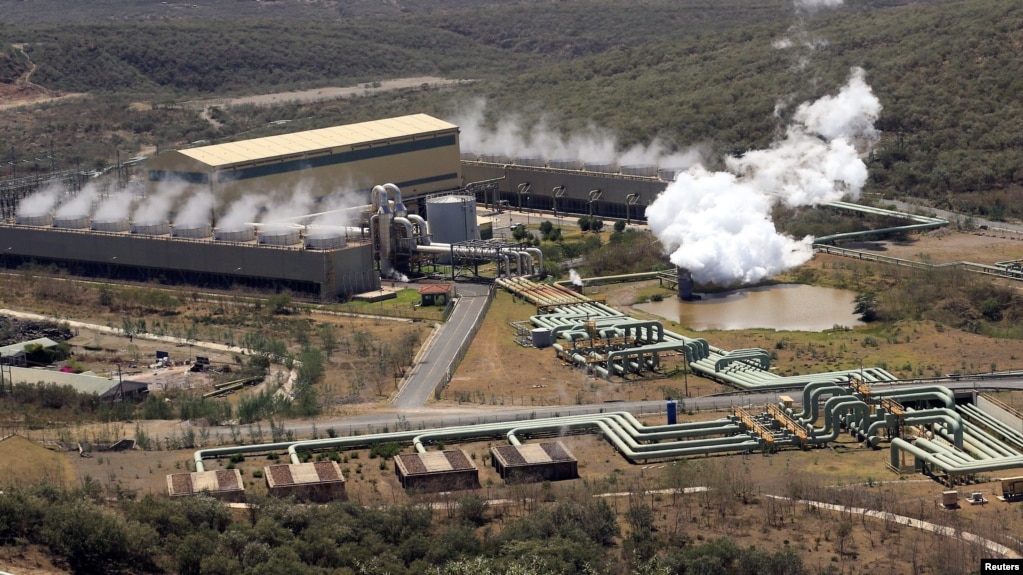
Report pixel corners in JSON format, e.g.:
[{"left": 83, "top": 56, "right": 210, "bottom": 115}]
[{"left": 2, "top": 0, "right": 1022, "bottom": 217}]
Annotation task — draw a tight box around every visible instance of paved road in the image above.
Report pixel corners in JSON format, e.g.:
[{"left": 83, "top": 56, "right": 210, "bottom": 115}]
[
  {"left": 217, "top": 376, "right": 1023, "bottom": 439},
  {"left": 391, "top": 282, "right": 493, "bottom": 409}
]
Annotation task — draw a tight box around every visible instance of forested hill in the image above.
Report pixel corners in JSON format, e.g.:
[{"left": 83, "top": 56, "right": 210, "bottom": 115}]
[{"left": 3, "top": 0, "right": 1023, "bottom": 217}]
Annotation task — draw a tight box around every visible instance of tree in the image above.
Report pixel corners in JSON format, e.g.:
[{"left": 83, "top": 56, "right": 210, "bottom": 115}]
[
  {"left": 613, "top": 220, "right": 626, "bottom": 232},
  {"left": 853, "top": 291, "right": 879, "bottom": 322}
]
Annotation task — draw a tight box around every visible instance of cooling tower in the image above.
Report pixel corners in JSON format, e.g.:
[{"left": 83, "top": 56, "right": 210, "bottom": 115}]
[
  {"left": 512, "top": 156, "right": 546, "bottom": 168},
  {"left": 91, "top": 218, "right": 130, "bottom": 233},
  {"left": 583, "top": 161, "right": 618, "bottom": 174},
  {"left": 258, "top": 227, "right": 301, "bottom": 246},
  {"left": 548, "top": 158, "right": 582, "bottom": 170},
  {"left": 620, "top": 164, "right": 658, "bottom": 177},
  {"left": 131, "top": 221, "right": 171, "bottom": 236},
  {"left": 214, "top": 226, "right": 256, "bottom": 243},
  {"left": 52, "top": 215, "right": 89, "bottom": 229},
  {"left": 172, "top": 223, "right": 213, "bottom": 239},
  {"left": 15, "top": 214, "right": 53, "bottom": 227}
]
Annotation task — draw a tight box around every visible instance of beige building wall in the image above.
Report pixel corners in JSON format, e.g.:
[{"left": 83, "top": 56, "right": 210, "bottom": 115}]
[{"left": 145, "top": 114, "right": 462, "bottom": 215}]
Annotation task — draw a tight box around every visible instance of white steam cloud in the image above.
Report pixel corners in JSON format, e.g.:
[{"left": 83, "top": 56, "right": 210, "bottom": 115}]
[
  {"left": 451, "top": 98, "right": 706, "bottom": 170},
  {"left": 646, "top": 67, "right": 881, "bottom": 285},
  {"left": 93, "top": 191, "right": 133, "bottom": 222},
  {"left": 54, "top": 184, "right": 98, "bottom": 218},
  {"left": 173, "top": 189, "right": 214, "bottom": 227},
  {"left": 218, "top": 195, "right": 264, "bottom": 232},
  {"left": 795, "top": 0, "right": 843, "bottom": 10},
  {"left": 16, "top": 184, "right": 63, "bottom": 217},
  {"left": 134, "top": 182, "right": 186, "bottom": 224}
]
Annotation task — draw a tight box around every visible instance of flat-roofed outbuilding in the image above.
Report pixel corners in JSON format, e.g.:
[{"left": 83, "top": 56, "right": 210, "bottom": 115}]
[
  {"left": 490, "top": 441, "right": 579, "bottom": 483},
  {"left": 394, "top": 450, "right": 479, "bottom": 493},
  {"left": 166, "top": 469, "right": 244, "bottom": 502},
  {"left": 265, "top": 461, "right": 346, "bottom": 502}
]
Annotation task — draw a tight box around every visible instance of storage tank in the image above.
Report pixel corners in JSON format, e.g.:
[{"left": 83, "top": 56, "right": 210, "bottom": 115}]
[
  {"left": 91, "top": 218, "right": 130, "bottom": 232},
  {"left": 548, "top": 158, "right": 582, "bottom": 170},
  {"left": 513, "top": 156, "right": 546, "bottom": 168},
  {"left": 172, "top": 223, "right": 213, "bottom": 239},
  {"left": 131, "top": 221, "right": 171, "bottom": 236},
  {"left": 52, "top": 215, "right": 90, "bottom": 229},
  {"left": 583, "top": 161, "right": 618, "bottom": 174},
  {"left": 658, "top": 167, "right": 685, "bottom": 181},
  {"left": 214, "top": 225, "right": 256, "bottom": 243},
  {"left": 620, "top": 164, "right": 658, "bottom": 177},
  {"left": 479, "top": 153, "right": 510, "bottom": 164},
  {"left": 425, "top": 195, "right": 480, "bottom": 245},
  {"left": 258, "top": 227, "right": 301, "bottom": 246},
  {"left": 305, "top": 227, "right": 347, "bottom": 250},
  {"left": 15, "top": 214, "right": 53, "bottom": 226},
  {"left": 531, "top": 328, "right": 552, "bottom": 349}
]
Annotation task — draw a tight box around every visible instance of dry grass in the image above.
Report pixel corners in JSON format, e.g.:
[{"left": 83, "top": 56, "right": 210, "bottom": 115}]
[{"left": 0, "top": 434, "right": 77, "bottom": 488}]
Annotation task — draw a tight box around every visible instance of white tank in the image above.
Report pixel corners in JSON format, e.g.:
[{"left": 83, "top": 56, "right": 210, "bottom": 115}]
[
  {"left": 479, "top": 153, "right": 510, "bottom": 164},
  {"left": 658, "top": 167, "right": 685, "bottom": 181},
  {"left": 214, "top": 226, "right": 256, "bottom": 242},
  {"left": 583, "top": 161, "right": 618, "bottom": 174},
  {"left": 131, "top": 221, "right": 171, "bottom": 235},
  {"left": 425, "top": 195, "right": 480, "bottom": 245},
  {"left": 305, "top": 232, "right": 346, "bottom": 250},
  {"left": 548, "top": 158, "right": 582, "bottom": 170},
  {"left": 513, "top": 156, "right": 546, "bottom": 168},
  {"left": 91, "top": 218, "right": 130, "bottom": 232},
  {"left": 172, "top": 223, "right": 213, "bottom": 239},
  {"left": 258, "top": 227, "right": 301, "bottom": 246},
  {"left": 620, "top": 164, "right": 658, "bottom": 177},
  {"left": 15, "top": 214, "right": 52, "bottom": 226},
  {"left": 52, "top": 215, "right": 89, "bottom": 229}
]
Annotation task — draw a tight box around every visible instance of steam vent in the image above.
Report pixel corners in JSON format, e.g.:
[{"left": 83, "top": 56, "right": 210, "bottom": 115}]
[
  {"left": 264, "top": 461, "right": 346, "bottom": 502},
  {"left": 394, "top": 450, "right": 479, "bottom": 492},
  {"left": 490, "top": 441, "right": 579, "bottom": 483},
  {"left": 166, "top": 469, "right": 244, "bottom": 502},
  {"left": 676, "top": 266, "right": 695, "bottom": 300}
]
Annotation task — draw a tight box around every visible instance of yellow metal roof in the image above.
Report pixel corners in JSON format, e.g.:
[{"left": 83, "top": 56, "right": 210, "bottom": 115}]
[{"left": 177, "top": 114, "right": 458, "bottom": 168}]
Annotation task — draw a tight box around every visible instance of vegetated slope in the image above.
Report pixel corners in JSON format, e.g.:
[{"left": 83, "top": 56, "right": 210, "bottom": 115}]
[
  {"left": 0, "top": 0, "right": 564, "bottom": 25},
  {"left": 0, "top": 43, "right": 30, "bottom": 83},
  {"left": 470, "top": 0, "right": 1023, "bottom": 217},
  {"left": 14, "top": 20, "right": 526, "bottom": 96},
  {"left": 423, "top": 0, "right": 793, "bottom": 61}
]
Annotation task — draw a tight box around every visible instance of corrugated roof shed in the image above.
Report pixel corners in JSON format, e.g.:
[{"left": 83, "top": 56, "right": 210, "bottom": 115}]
[
  {"left": 0, "top": 337, "right": 59, "bottom": 359},
  {"left": 179, "top": 114, "right": 458, "bottom": 168}
]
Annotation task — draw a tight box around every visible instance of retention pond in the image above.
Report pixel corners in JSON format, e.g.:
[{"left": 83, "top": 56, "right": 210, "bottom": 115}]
[{"left": 635, "top": 284, "right": 864, "bottom": 332}]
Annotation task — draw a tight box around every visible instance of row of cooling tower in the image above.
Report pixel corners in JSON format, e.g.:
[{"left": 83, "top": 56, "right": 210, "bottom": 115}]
[
  {"left": 461, "top": 153, "right": 684, "bottom": 181},
  {"left": 11, "top": 213, "right": 352, "bottom": 250}
]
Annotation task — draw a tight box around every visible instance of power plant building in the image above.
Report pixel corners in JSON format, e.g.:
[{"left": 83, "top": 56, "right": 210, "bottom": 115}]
[{"left": 146, "top": 114, "right": 462, "bottom": 211}]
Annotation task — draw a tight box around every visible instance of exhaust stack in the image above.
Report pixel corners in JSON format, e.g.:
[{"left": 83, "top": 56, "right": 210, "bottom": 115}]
[{"left": 676, "top": 267, "right": 696, "bottom": 301}]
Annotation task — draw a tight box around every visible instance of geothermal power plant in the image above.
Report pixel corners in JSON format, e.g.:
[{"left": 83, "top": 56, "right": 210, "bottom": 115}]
[{"left": 0, "top": 113, "right": 677, "bottom": 299}]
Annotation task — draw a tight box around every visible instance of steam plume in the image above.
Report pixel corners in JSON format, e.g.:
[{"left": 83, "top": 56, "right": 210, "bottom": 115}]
[
  {"left": 173, "top": 189, "right": 214, "bottom": 227},
  {"left": 54, "top": 184, "right": 98, "bottom": 218},
  {"left": 451, "top": 98, "right": 706, "bottom": 170},
  {"left": 16, "top": 183, "right": 63, "bottom": 217},
  {"left": 93, "top": 191, "right": 133, "bottom": 222},
  {"left": 646, "top": 67, "right": 881, "bottom": 285}
]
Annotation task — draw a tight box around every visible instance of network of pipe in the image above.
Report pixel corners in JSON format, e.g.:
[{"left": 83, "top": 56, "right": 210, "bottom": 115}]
[
  {"left": 368, "top": 183, "right": 542, "bottom": 280},
  {"left": 190, "top": 379, "right": 1023, "bottom": 488}
]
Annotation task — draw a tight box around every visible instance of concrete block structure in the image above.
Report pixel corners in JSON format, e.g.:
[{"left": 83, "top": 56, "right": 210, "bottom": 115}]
[
  {"left": 394, "top": 450, "right": 479, "bottom": 493},
  {"left": 0, "top": 225, "right": 379, "bottom": 300},
  {"left": 166, "top": 469, "right": 244, "bottom": 501},
  {"left": 490, "top": 441, "right": 579, "bottom": 483},
  {"left": 264, "top": 461, "right": 346, "bottom": 502}
]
